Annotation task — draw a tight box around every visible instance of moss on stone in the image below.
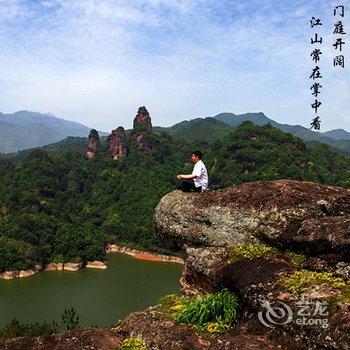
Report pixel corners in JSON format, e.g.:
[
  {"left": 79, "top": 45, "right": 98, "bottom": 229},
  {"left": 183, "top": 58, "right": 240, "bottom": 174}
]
[
  {"left": 336, "top": 284, "right": 350, "bottom": 303},
  {"left": 121, "top": 337, "right": 147, "bottom": 350},
  {"left": 327, "top": 284, "right": 350, "bottom": 305},
  {"left": 157, "top": 294, "right": 185, "bottom": 319},
  {"left": 278, "top": 269, "right": 348, "bottom": 294},
  {"left": 284, "top": 251, "right": 306, "bottom": 267},
  {"left": 229, "top": 243, "right": 277, "bottom": 264}
]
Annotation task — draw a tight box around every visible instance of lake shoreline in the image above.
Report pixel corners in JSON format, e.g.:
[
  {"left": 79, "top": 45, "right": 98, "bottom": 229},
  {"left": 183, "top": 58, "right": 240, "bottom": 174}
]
[
  {"left": 106, "top": 244, "right": 184, "bottom": 264},
  {"left": 0, "top": 244, "right": 184, "bottom": 280}
]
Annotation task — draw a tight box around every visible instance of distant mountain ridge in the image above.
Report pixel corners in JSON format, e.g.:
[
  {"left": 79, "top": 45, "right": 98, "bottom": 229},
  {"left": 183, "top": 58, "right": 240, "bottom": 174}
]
[
  {"left": 156, "top": 112, "right": 349, "bottom": 153},
  {"left": 214, "top": 112, "right": 350, "bottom": 138},
  {"left": 0, "top": 110, "right": 108, "bottom": 153},
  {"left": 212, "top": 112, "right": 350, "bottom": 153},
  {"left": 1, "top": 109, "right": 349, "bottom": 154}
]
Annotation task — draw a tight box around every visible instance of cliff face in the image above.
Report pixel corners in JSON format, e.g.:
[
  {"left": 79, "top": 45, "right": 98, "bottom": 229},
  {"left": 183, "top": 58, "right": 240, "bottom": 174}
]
[
  {"left": 154, "top": 179, "right": 350, "bottom": 350},
  {"left": 107, "top": 127, "right": 128, "bottom": 160},
  {"left": 86, "top": 129, "right": 100, "bottom": 158}
]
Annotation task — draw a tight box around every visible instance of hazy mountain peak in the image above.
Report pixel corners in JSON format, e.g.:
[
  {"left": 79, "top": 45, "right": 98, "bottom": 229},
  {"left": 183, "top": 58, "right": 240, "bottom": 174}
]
[
  {"left": 12, "top": 110, "right": 43, "bottom": 116},
  {"left": 0, "top": 110, "right": 107, "bottom": 153},
  {"left": 322, "top": 128, "right": 350, "bottom": 141}
]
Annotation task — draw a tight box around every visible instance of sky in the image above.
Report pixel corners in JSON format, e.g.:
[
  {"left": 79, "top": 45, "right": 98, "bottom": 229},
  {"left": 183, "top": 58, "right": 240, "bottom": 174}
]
[{"left": 0, "top": 0, "right": 349, "bottom": 132}]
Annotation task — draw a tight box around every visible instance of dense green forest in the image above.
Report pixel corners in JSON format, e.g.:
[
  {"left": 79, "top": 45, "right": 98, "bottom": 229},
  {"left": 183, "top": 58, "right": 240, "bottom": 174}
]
[{"left": 0, "top": 121, "right": 349, "bottom": 272}]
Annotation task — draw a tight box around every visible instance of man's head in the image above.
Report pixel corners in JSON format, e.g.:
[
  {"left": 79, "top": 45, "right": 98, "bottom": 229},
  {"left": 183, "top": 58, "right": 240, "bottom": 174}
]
[{"left": 191, "top": 150, "right": 202, "bottom": 163}]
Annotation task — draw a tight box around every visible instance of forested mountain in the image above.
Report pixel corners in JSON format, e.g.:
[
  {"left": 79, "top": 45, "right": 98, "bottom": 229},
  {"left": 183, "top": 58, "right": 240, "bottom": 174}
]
[
  {"left": 0, "top": 111, "right": 107, "bottom": 153},
  {"left": 0, "top": 108, "right": 349, "bottom": 273},
  {"left": 206, "top": 121, "right": 350, "bottom": 189},
  {"left": 2, "top": 137, "right": 89, "bottom": 164},
  {"left": 151, "top": 112, "right": 350, "bottom": 154},
  {"left": 155, "top": 117, "right": 231, "bottom": 142}
]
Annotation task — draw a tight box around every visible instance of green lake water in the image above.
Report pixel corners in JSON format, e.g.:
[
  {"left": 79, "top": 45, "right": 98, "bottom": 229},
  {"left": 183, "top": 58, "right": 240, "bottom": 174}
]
[{"left": 0, "top": 253, "right": 183, "bottom": 328}]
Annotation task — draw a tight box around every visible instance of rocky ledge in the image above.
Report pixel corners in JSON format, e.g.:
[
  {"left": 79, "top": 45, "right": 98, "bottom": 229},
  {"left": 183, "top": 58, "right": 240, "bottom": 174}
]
[
  {"left": 154, "top": 179, "right": 350, "bottom": 258},
  {"left": 153, "top": 180, "right": 350, "bottom": 350}
]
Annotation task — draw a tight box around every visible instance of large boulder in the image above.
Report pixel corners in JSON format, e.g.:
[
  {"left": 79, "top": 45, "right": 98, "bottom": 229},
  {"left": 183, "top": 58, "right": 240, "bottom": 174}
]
[{"left": 154, "top": 180, "right": 350, "bottom": 257}]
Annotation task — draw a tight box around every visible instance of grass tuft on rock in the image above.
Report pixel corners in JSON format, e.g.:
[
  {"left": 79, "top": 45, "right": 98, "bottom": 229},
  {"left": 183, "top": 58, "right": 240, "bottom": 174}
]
[{"left": 158, "top": 289, "right": 240, "bottom": 336}]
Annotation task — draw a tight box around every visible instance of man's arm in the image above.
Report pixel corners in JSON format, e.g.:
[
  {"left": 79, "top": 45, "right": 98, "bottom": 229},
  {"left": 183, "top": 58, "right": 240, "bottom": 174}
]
[{"left": 177, "top": 174, "right": 197, "bottom": 180}]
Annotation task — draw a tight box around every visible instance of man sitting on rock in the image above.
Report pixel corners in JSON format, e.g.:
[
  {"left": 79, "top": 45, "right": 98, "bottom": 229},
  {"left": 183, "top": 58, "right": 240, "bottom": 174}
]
[{"left": 177, "top": 151, "right": 208, "bottom": 192}]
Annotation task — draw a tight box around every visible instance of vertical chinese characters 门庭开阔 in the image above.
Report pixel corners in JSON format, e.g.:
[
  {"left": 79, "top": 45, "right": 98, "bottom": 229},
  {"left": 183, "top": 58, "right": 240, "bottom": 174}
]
[{"left": 333, "top": 5, "right": 346, "bottom": 68}]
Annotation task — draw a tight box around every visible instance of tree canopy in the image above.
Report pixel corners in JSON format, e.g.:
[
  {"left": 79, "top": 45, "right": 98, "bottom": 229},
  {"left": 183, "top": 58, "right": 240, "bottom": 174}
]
[{"left": 0, "top": 122, "right": 349, "bottom": 271}]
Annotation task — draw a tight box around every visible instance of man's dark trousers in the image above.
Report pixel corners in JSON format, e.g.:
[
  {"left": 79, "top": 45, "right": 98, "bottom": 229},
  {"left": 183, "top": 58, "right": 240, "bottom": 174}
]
[{"left": 179, "top": 180, "right": 202, "bottom": 193}]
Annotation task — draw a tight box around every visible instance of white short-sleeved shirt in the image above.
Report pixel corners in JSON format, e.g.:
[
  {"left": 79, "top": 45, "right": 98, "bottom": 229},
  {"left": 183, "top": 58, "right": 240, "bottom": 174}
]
[{"left": 192, "top": 160, "right": 208, "bottom": 191}]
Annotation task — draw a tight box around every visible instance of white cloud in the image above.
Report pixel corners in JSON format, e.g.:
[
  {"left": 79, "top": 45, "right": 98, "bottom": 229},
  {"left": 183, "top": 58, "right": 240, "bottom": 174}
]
[{"left": 0, "top": 0, "right": 349, "bottom": 132}]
